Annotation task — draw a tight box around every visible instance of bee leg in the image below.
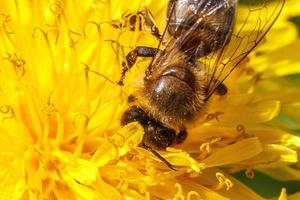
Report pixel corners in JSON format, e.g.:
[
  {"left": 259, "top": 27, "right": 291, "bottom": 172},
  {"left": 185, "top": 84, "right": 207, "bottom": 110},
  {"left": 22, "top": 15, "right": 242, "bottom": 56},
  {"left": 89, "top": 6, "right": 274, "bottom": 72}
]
[
  {"left": 109, "top": 20, "right": 123, "bottom": 29},
  {"left": 137, "top": 8, "right": 162, "bottom": 40},
  {"left": 110, "top": 8, "right": 161, "bottom": 40},
  {"left": 215, "top": 81, "right": 228, "bottom": 96},
  {"left": 127, "top": 94, "right": 137, "bottom": 103},
  {"left": 118, "top": 46, "right": 158, "bottom": 85},
  {"left": 175, "top": 129, "right": 187, "bottom": 144},
  {"left": 128, "top": 14, "right": 138, "bottom": 31}
]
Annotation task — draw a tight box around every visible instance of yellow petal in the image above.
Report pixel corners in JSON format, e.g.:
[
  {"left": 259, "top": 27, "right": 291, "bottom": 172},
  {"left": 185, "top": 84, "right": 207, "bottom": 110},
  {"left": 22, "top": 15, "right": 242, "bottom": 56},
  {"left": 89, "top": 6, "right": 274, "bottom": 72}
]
[
  {"left": 210, "top": 95, "right": 281, "bottom": 123},
  {"left": 282, "top": 103, "right": 300, "bottom": 126},
  {"left": 245, "top": 126, "right": 300, "bottom": 148},
  {"left": 258, "top": 22, "right": 298, "bottom": 52},
  {"left": 202, "top": 137, "right": 263, "bottom": 167},
  {"left": 286, "top": 191, "right": 300, "bottom": 200},
  {"left": 63, "top": 156, "right": 98, "bottom": 185},
  {"left": 259, "top": 166, "right": 300, "bottom": 181},
  {"left": 163, "top": 148, "right": 205, "bottom": 172},
  {"left": 0, "top": 0, "right": 299, "bottom": 199},
  {"left": 278, "top": 188, "right": 287, "bottom": 200},
  {"left": 91, "top": 122, "right": 143, "bottom": 167},
  {"left": 251, "top": 39, "right": 300, "bottom": 77},
  {"left": 240, "top": 144, "right": 298, "bottom": 168},
  {"left": 0, "top": 179, "right": 26, "bottom": 200},
  {"left": 94, "top": 177, "right": 123, "bottom": 200},
  {"left": 196, "top": 168, "right": 264, "bottom": 200}
]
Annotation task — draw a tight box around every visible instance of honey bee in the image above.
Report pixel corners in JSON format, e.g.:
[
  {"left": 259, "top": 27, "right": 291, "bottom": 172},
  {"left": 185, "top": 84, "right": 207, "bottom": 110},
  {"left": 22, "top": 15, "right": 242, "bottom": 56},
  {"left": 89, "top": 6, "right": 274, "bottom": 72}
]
[{"left": 117, "top": 0, "right": 285, "bottom": 169}]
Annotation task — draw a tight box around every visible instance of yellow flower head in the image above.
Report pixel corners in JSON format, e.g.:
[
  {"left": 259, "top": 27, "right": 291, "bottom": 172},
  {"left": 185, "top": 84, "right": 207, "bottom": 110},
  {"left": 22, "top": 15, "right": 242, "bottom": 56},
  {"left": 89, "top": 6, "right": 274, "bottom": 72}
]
[{"left": 0, "top": 0, "right": 300, "bottom": 199}]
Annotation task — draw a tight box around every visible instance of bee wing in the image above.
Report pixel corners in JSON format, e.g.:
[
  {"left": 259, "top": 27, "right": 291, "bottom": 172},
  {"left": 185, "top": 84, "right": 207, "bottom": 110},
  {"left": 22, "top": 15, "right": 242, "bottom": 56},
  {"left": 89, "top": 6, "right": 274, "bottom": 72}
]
[
  {"left": 149, "top": 0, "right": 238, "bottom": 72},
  {"left": 203, "top": 0, "right": 285, "bottom": 99},
  {"left": 149, "top": 0, "right": 285, "bottom": 98}
]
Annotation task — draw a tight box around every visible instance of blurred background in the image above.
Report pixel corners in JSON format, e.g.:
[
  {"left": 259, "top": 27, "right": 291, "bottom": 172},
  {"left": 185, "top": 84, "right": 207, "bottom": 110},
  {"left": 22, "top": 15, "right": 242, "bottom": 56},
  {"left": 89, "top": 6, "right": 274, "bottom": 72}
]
[{"left": 234, "top": 0, "right": 300, "bottom": 198}]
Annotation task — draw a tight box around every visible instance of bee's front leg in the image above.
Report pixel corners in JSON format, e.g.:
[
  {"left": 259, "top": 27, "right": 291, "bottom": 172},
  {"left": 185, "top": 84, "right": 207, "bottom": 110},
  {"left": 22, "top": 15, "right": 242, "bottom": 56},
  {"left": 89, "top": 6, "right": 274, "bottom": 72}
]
[
  {"left": 118, "top": 46, "right": 159, "bottom": 85},
  {"left": 137, "top": 8, "right": 162, "bottom": 40},
  {"left": 110, "top": 8, "right": 162, "bottom": 41}
]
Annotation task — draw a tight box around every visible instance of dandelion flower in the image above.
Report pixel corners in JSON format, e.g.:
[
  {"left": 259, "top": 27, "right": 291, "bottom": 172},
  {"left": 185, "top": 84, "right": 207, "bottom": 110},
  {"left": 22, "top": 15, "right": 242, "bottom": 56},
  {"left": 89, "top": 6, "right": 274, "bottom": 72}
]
[{"left": 0, "top": 0, "right": 299, "bottom": 199}]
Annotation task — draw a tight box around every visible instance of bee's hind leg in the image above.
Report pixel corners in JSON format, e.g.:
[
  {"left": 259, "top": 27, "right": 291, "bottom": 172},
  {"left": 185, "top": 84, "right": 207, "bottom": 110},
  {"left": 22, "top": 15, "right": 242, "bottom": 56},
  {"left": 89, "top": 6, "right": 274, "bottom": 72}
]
[{"left": 118, "top": 46, "right": 159, "bottom": 85}]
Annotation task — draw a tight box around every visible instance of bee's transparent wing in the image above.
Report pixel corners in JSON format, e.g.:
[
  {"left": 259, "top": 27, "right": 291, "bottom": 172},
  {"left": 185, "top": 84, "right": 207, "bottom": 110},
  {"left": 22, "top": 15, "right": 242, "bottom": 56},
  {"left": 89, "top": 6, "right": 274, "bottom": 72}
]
[
  {"left": 149, "top": 0, "right": 285, "bottom": 99},
  {"left": 149, "top": 0, "right": 237, "bottom": 71},
  {"left": 204, "top": 0, "right": 285, "bottom": 98}
]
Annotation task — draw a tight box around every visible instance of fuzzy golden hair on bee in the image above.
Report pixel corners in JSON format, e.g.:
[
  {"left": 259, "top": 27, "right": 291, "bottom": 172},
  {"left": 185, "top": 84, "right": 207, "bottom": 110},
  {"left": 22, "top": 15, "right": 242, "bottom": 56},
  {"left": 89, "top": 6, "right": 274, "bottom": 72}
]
[
  {"left": 118, "top": 0, "right": 286, "bottom": 170},
  {"left": 134, "top": 60, "right": 208, "bottom": 130}
]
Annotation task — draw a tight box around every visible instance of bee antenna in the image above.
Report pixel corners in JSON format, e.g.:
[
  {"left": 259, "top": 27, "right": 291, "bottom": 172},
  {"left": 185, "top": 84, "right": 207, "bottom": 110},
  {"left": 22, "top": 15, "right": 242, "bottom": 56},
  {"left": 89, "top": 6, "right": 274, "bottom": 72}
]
[
  {"left": 141, "top": 143, "right": 177, "bottom": 171},
  {"left": 82, "top": 62, "right": 117, "bottom": 85}
]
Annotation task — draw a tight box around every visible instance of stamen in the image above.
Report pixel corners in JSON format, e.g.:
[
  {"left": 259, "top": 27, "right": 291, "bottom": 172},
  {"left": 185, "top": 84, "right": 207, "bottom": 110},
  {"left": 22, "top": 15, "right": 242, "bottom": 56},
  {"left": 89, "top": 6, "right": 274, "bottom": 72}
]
[
  {"left": 215, "top": 172, "right": 233, "bottom": 191},
  {"left": 236, "top": 124, "right": 246, "bottom": 134},
  {"left": 32, "top": 27, "right": 49, "bottom": 43},
  {"left": 72, "top": 114, "right": 89, "bottom": 129},
  {"left": 82, "top": 62, "right": 117, "bottom": 85},
  {"left": 42, "top": 92, "right": 58, "bottom": 114},
  {"left": 83, "top": 21, "right": 101, "bottom": 39},
  {"left": 0, "top": 105, "right": 11, "bottom": 114},
  {"left": 138, "top": 183, "right": 146, "bottom": 194},
  {"left": 205, "top": 111, "right": 224, "bottom": 122},
  {"left": 45, "top": 24, "right": 60, "bottom": 45},
  {"left": 245, "top": 168, "right": 255, "bottom": 179},
  {"left": 206, "top": 172, "right": 233, "bottom": 191},
  {"left": 32, "top": 27, "right": 56, "bottom": 63},
  {"left": 236, "top": 124, "right": 253, "bottom": 139},
  {"left": 68, "top": 30, "right": 82, "bottom": 48},
  {"left": 0, "top": 105, "right": 15, "bottom": 121},
  {"left": 49, "top": 1, "right": 63, "bottom": 16},
  {"left": 116, "top": 178, "right": 128, "bottom": 193},
  {"left": 1, "top": 13, "right": 14, "bottom": 35},
  {"left": 252, "top": 72, "right": 263, "bottom": 83},
  {"left": 173, "top": 183, "right": 184, "bottom": 199},
  {"left": 198, "top": 137, "right": 222, "bottom": 159},
  {"left": 3, "top": 52, "right": 26, "bottom": 78},
  {"left": 187, "top": 191, "right": 202, "bottom": 200}
]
